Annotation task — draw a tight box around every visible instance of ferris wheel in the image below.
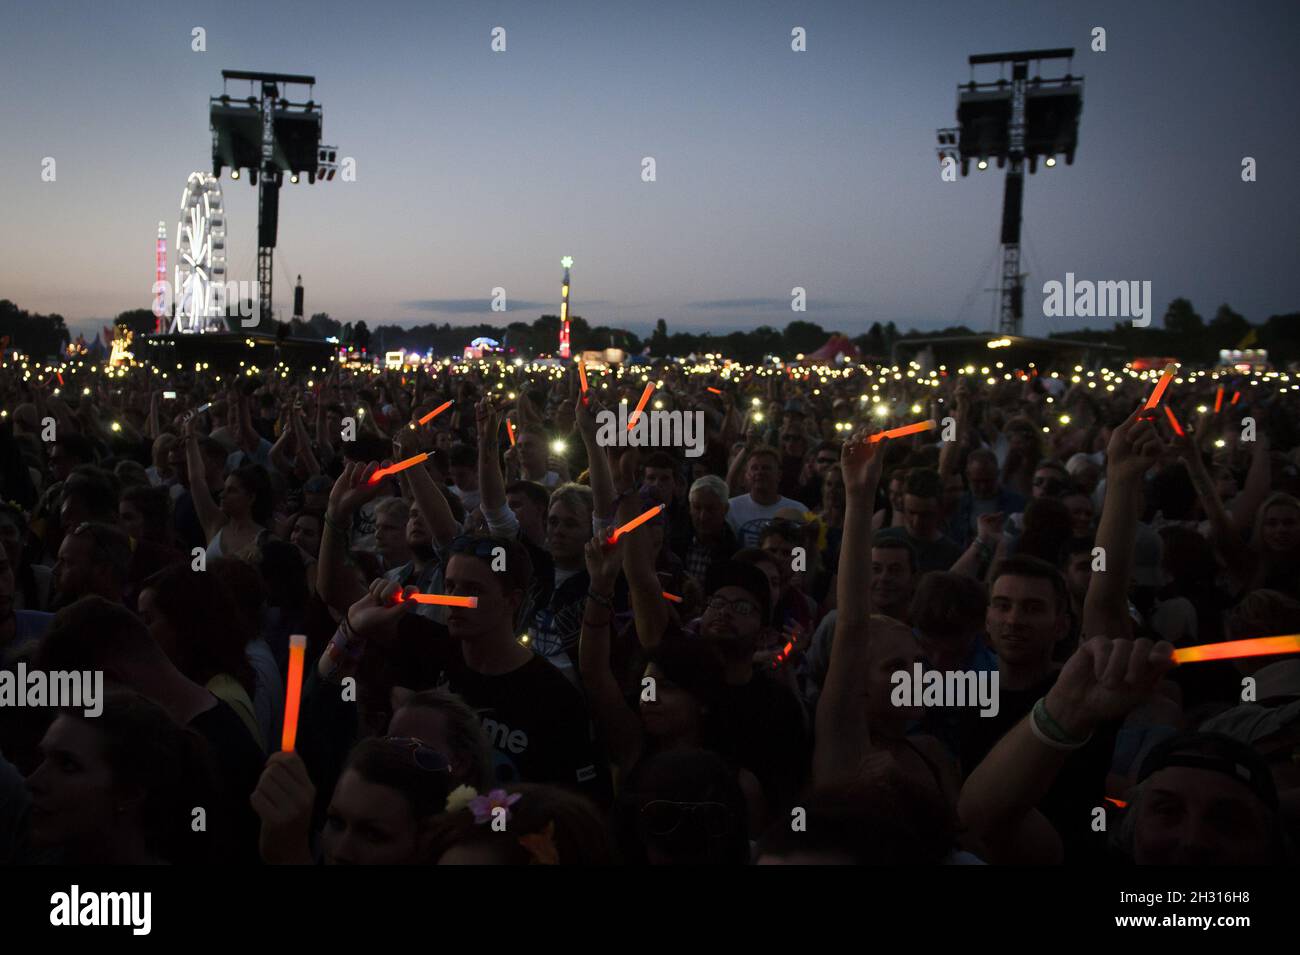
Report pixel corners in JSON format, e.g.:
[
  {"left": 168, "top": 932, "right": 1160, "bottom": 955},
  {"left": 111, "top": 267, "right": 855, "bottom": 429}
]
[{"left": 172, "top": 172, "right": 227, "bottom": 333}]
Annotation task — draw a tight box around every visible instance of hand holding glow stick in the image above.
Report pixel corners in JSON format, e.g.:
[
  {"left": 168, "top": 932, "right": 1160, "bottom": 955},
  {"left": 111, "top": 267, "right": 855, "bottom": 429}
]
[
  {"left": 281, "top": 634, "right": 307, "bottom": 752},
  {"left": 418, "top": 400, "right": 453, "bottom": 425},
  {"left": 868, "top": 419, "right": 937, "bottom": 443},
  {"left": 627, "top": 382, "right": 656, "bottom": 431},
  {"left": 606, "top": 503, "right": 665, "bottom": 544},
  {"left": 393, "top": 592, "right": 479, "bottom": 608},
  {"left": 1142, "top": 365, "right": 1177, "bottom": 412},
  {"left": 368, "top": 453, "right": 429, "bottom": 484},
  {"left": 1172, "top": 634, "right": 1300, "bottom": 665}
]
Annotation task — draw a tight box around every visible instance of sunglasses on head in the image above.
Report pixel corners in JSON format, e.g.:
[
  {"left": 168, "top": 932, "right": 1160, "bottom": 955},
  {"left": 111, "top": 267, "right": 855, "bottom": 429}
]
[
  {"left": 449, "top": 535, "right": 503, "bottom": 559},
  {"left": 381, "top": 737, "right": 453, "bottom": 773}
]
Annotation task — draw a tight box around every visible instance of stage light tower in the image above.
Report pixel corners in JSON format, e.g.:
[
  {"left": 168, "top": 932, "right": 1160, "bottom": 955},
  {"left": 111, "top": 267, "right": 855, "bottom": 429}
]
[
  {"left": 936, "top": 49, "right": 1083, "bottom": 336},
  {"left": 210, "top": 70, "right": 338, "bottom": 328}
]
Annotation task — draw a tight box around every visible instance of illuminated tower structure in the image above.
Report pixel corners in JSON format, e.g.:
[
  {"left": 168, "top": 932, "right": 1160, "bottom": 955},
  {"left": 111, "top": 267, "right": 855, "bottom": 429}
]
[
  {"left": 153, "top": 221, "right": 168, "bottom": 332},
  {"left": 558, "top": 255, "right": 573, "bottom": 359}
]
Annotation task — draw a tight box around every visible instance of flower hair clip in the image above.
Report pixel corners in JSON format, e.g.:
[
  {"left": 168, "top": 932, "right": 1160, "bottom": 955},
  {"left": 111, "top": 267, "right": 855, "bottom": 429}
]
[
  {"left": 445, "top": 784, "right": 478, "bottom": 814},
  {"left": 468, "top": 788, "right": 522, "bottom": 825}
]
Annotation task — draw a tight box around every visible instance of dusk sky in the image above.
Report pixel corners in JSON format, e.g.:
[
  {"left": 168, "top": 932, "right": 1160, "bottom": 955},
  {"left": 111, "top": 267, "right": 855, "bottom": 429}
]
[{"left": 1, "top": 0, "right": 1297, "bottom": 344}]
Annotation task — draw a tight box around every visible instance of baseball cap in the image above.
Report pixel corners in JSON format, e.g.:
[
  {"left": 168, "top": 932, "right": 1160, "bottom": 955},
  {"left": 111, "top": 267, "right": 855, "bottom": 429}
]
[{"left": 1137, "top": 731, "right": 1278, "bottom": 810}]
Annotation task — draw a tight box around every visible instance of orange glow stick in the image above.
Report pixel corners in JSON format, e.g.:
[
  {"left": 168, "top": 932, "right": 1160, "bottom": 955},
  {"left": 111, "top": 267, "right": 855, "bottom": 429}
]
[
  {"left": 662, "top": 591, "right": 682, "bottom": 603},
  {"left": 869, "top": 420, "right": 936, "bottom": 443},
  {"left": 1214, "top": 386, "right": 1224, "bottom": 413},
  {"left": 506, "top": 418, "right": 516, "bottom": 446},
  {"left": 1143, "top": 365, "right": 1177, "bottom": 411},
  {"left": 368, "top": 452, "right": 429, "bottom": 484},
  {"left": 418, "top": 400, "right": 453, "bottom": 425},
  {"left": 1163, "top": 404, "right": 1184, "bottom": 437},
  {"left": 577, "top": 361, "right": 588, "bottom": 394},
  {"left": 706, "top": 387, "right": 722, "bottom": 395},
  {"left": 281, "top": 634, "right": 306, "bottom": 752},
  {"left": 607, "top": 503, "right": 665, "bottom": 543},
  {"left": 627, "top": 382, "right": 656, "bottom": 431},
  {"left": 1104, "top": 797, "right": 1128, "bottom": 809},
  {"left": 1172, "top": 634, "right": 1300, "bottom": 665},
  {"left": 1231, "top": 390, "right": 1241, "bottom": 406},
  {"left": 398, "top": 592, "right": 479, "bottom": 608}
]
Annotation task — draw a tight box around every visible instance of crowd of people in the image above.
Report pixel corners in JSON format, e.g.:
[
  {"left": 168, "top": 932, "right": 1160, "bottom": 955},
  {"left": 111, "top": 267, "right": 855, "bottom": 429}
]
[{"left": 0, "top": 350, "right": 1296, "bottom": 865}]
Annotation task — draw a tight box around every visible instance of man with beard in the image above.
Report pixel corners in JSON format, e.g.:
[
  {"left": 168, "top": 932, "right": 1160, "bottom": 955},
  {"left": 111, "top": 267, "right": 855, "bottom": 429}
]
[{"left": 623, "top": 489, "right": 809, "bottom": 811}]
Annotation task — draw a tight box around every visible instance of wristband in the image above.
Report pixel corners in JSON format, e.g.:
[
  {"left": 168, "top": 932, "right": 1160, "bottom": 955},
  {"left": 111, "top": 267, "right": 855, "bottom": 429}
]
[
  {"left": 1030, "top": 696, "right": 1092, "bottom": 751},
  {"left": 586, "top": 590, "right": 613, "bottom": 609},
  {"left": 323, "top": 512, "right": 349, "bottom": 535}
]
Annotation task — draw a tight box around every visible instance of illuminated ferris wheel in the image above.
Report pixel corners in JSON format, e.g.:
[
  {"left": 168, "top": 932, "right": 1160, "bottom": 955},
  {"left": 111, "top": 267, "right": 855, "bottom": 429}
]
[{"left": 172, "top": 172, "right": 227, "bottom": 333}]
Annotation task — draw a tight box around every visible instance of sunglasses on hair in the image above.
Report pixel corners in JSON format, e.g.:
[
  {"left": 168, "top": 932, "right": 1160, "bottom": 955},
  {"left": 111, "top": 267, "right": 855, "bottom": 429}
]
[
  {"left": 381, "top": 737, "right": 452, "bottom": 773},
  {"left": 640, "top": 800, "right": 731, "bottom": 838},
  {"left": 449, "top": 535, "right": 503, "bottom": 559}
]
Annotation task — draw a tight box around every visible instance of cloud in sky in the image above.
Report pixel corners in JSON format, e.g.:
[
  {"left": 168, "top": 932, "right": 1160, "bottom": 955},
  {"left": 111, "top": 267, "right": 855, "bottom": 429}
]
[{"left": 684, "top": 298, "right": 863, "bottom": 311}]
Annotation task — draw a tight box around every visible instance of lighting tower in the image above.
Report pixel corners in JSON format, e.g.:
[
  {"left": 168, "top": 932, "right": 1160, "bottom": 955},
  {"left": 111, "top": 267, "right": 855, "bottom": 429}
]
[
  {"left": 209, "top": 70, "right": 339, "bottom": 328},
  {"left": 153, "top": 221, "right": 168, "bottom": 332},
  {"left": 936, "top": 49, "right": 1083, "bottom": 336},
  {"left": 558, "top": 255, "right": 573, "bottom": 359}
]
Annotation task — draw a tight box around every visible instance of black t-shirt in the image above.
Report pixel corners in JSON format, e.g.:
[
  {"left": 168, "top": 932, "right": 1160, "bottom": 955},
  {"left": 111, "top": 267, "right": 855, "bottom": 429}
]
[
  {"left": 189, "top": 696, "right": 266, "bottom": 863},
  {"left": 391, "top": 616, "right": 607, "bottom": 802},
  {"left": 714, "top": 670, "right": 809, "bottom": 812},
  {"left": 957, "top": 672, "right": 1118, "bottom": 864}
]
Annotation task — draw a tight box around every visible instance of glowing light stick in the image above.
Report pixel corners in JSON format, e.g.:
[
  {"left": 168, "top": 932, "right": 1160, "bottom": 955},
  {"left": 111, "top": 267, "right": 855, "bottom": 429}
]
[
  {"left": 368, "top": 453, "right": 429, "bottom": 484},
  {"left": 627, "top": 382, "right": 656, "bottom": 431},
  {"left": 418, "top": 400, "right": 453, "bottom": 425},
  {"left": 1231, "top": 390, "right": 1241, "bottom": 406},
  {"left": 662, "top": 591, "right": 682, "bottom": 603},
  {"left": 280, "top": 634, "right": 306, "bottom": 752},
  {"left": 1172, "top": 634, "right": 1300, "bottom": 665},
  {"left": 1143, "top": 365, "right": 1177, "bottom": 412},
  {"left": 577, "top": 361, "right": 588, "bottom": 396},
  {"left": 1214, "top": 386, "right": 1224, "bottom": 413},
  {"left": 869, "top": 420, "right": 936, "bottom": 443},
  {"left": 506, "top": 419, "right": 516, "bottom": 446},
  {"left": 395, "top": 592, "right": 479, "bottom": 608},
  {"left": 706, "top": 387, "right": 722, "bottom": 395},
  {"left": 607, "top": 503, "right": 665, "bottom": 544},
  {"left": 1163, "top": 405, "right": 1184, "bottom": 437}
]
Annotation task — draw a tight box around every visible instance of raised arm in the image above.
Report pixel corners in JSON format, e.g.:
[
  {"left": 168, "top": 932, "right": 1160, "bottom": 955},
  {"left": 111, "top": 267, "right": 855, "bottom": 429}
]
[
  {"left": 813, "top": 428, "right": 886, "bottom": 785},
  {"left": 959, "top": 636, "right": 1173, "bottom": 864},
  {"left": 578, "top": 537, "right": 643, "bottom": 777},
  {"left": 575, "top": 394, "right": 614, "bottom": 519},
  {"left": 475, "top": 396, "right": 508, "bottom": 513},
  {"left": 318, "top": 461, "right": 385, "bottom": 616},
  {"left": 182, "top": 415, "right": 225, "bottom": 542},
  {"left": 1082, "top": 405, "right": 1164, "bottom": 642},
  {"left": 395, "top": 425, "right": 459, "bottom": 546}
]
